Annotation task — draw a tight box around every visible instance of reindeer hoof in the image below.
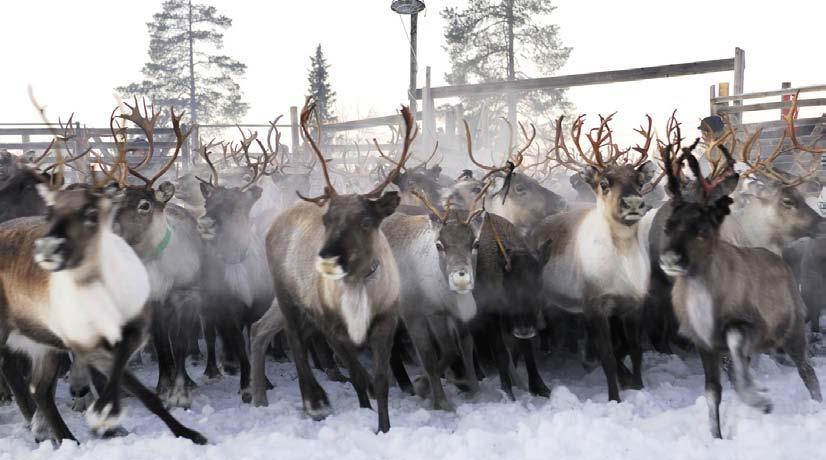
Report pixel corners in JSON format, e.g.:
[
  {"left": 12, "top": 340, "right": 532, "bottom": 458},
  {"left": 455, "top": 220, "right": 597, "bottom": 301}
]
[
  {"left": 433, "top": 398, "right": 455, "bottom": 412},
  {"left": 325, "top": 368, "right": 348, "bottom": 383},
  {"left": 252, "top": 391, "right": 269, "bottom": 408},
  {"left": 241, "top": 388, "right": 252, "bottom": 404},
  {"left": 204, "top": 366, "right": 222, "bottom": 380},
  {"left": 413, "top": 376, "right": 430, "bottom": 398},
  {"left": 179, "top": 427, "right": 208, "bottom": 445},
  {"left": 740, "top": 390, "right": 773, "bottom": 414},
  {"left": 101, "top": 426, "right": 129, "bottom": 439},
  {"left": 86, "top": 401, "right": 125, "bottom": 436},
  {"left": 303, "top": 398, "right": 332, "bottom": 421},
  {"left": 529, "top": 381, "right": 552, "bottom": 398},
  {"left": 31, "top": 410, "right": 54, "bottom": 443}
]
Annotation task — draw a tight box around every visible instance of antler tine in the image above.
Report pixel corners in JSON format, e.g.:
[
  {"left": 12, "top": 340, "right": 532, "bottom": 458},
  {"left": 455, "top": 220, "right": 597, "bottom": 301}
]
[
  {"left": 297, "top": 98, "right": 337, "bottom": 205},
  {"left": 144, "top": 107, "right": 191, "bottom": 188},
  {"left": 108, "top": 107, "right": 141, "bottom": 187},
  {"left": 411, "top": 189, "right": 448, "bottom": 223},
  {"left": 363, "top": 105, "right": 417, "bottom": 198},
  {"left": 374, "top": 137, "right": 401, "bottom": 168},
  {"left": 463, "top": 120, "right": 497, "bottom": 172},
  {"left": 118, "top": 96, "right": 159, "bottom": 170},
  {"left": 199, "top": 138, "right": 221, "bottom": 186},
  {"left": 551, "top": 116, "right": 583, "bottom": 172},
  {"left": 512, "top": 122, "right": 536, "bottom": 167},
  {"left": 777, "top": 92, "right": 826, "bottom": 186},
  {"left": 632, "top": 114, "right": 654, "bottom": 166}
]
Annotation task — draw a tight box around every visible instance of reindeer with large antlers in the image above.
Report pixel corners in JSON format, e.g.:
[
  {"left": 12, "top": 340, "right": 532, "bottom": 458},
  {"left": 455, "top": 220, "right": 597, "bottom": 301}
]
[
  {"left": 659, "top": 141, "right": 822, "bottom": 438},
  {"left": 530, "top": 113, "right": 658, "bottom": 402},
  {"left": 89, "top": 100, "right": 213, "bottom": 409},
  {"left": 194, "top": 123, "right": 279, "bottom": 403},
  {"left": 0, "top": 114, "right": 206, "bottom": 444},
  {"left": 261, "top": 99, "right": 412, "bottom": 432}
]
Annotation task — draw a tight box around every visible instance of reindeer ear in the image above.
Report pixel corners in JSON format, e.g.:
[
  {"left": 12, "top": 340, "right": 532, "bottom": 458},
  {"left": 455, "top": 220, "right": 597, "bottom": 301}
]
[
  {"left": 636, "top": 160, "right": 657, "bottom": 186},
  {"left": 248, "top": 185, "right": 263, "bottom": 202},
  {"left": 710, "top": 196, "right": 734, "bottom": 225},
  {"left": 199, "top": 181, "right": 215, "bottom": 199},
  {"left": 581, "top": 166, "right": 598, "bottom": 187},
  {"left": 371, "top": 191, "right": 400, "bottom": 218},
  {"left": 155, "top": 181, "right": 175, "bottom": 204}
]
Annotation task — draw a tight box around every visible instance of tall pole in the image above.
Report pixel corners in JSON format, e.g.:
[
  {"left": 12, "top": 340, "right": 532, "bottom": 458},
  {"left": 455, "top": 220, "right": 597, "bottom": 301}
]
[
  {"left": 505, "top": 0, "right": 517, "bottom": 130},
  {"left": 187, "top": 0, "right": 197, "bottom": 167},
  {"left": 408, "top": 12, "right": 418, "bottom": 120}
]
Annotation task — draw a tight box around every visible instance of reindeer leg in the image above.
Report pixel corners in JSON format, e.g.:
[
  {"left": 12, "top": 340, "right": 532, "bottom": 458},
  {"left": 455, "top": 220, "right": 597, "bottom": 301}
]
[
  {"left": 202, "top": 314, "right": 222, "bottom": 379},
  {"left": 453, "top": 324, "right": 480, "bottom": 394},
  {"left": 519, "top": 338, "right": 550, "bottom": 397},
  {"left": 491, "top": 320, "right": 516, "bottom": 401},
  {"left": 785, "top": 324, "right": 822, "bottom": 402},
  {"left": 311, "top": 334, "right": 347, "bottom": 383},
  {"left": 30, "top": 351, "right": 76, "bottom": 445},
  {"left": 68, "top": 354, "right": 94, "bottom": 412},
  {"left": 406, "top": 315, "right": 453, "bottom": 411},
  {"left": 699, "top": 349, "right": 723, "bottom": 439},
  {"left": 622, "top": 313, "right": 644, "bottom": 390},
  {"left": 217, "top": 318, "right": 252, "bottom": 404},
  {"left": 250, "top": 303, "right": 284, "bottom": 407},
  {"left": 279, "top": 298, "right": 330, "bottom": 420},
  {"left": 390, "top": 326, "right": 414, "bottom": 395},
  {"left": 370, "top": 312, "right": 397, "bottom": 434},
  {"left": 327, "top": 336, "right": 373, "bottom": 410},
  {"left": 86, "top": 319, "right": 146, "bottom": 437},
  {"left": 119, "top": 370, "right": 207, "bottom": 444},
  {"left": 151, "top": 306, "right": 175, "bottom": 402},
  {"left": 0, "top": 350, "right": 35, "bottom": 422},
  {"left": 725, "top": 326, "right": 771, "bottom": 413},
  {"left": 166, "top": 292, "right": 199, "bottom": 409},
  {"left": 585, "top": 303, "right": 621, "bottom": 403}
]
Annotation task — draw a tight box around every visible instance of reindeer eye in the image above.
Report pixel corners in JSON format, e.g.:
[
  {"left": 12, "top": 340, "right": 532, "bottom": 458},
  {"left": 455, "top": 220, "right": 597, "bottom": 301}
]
[
  {"left": 84, "top": 208, "right": 98, "bottom": 226},
  {"left": 471, "top": 187, "right": 482, "bottom": 194},
  {"left": 435, "top": 241, "right": 445, "bottom": 252},
  {"left": 515, "top": 184, "right": 525, "bottom": 194},
  {"left": 472, "top": 240, "right": 480, "bottom": 251},
  {"left": 782, "top": 197, "right": 795, "bottom": 208},
  {"left": 137, "top": 199, "right": 152, "bottom": 214}
]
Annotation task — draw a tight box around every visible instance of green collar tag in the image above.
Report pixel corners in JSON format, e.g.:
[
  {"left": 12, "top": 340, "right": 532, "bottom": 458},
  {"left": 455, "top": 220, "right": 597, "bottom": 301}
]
[{"left": 151, "top": 226, "right": 173, "bottom": 258}]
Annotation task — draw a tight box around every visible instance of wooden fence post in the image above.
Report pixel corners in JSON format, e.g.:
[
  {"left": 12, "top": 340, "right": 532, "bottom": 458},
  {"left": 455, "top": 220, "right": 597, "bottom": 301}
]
[
  {"left": 290, "top": 106, "right": 300, "bottom": 159},
  {"left": 780, "top": 82, "right": 792, "bottom": 119},
  {"left": 733, "top": 47, "right": 746, "bottom": 126},
  {"left": 422, "top": 66, "right": 436, "bottom": 148}
]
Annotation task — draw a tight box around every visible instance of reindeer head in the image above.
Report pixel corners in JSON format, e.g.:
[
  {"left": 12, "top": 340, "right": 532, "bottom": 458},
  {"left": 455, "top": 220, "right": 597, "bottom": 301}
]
[
  {"left": 0, "top": 150, "right": 15, "bottom": 184},
  {"left": 553, "top": 114, "right": 657, "bottom": 226},
  {"left": 503, "top": 243, "right": 553, "bottom": 339},
  {"left": 660, "top": 144, "right": 736, "bottom": 277},
  {"left": 195, "top": 127, "right": 275, "bottom": 263},
  {"left": 299, "top": 100, "right": 414, "bottom": 281},
  {"left": 34, "top": 177, "right": 124, "bottom": 272}
]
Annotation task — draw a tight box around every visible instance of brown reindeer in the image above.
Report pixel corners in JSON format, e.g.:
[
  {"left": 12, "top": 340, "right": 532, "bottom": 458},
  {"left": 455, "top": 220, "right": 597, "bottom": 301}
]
[
  {"left": 659, "top": 143, "right": 821, "bottom": 438},
  {"left": 530, "top": 114, "right": 657, "bottom": 402},
  {"left": 264, "top": 100, "right": 414, "bottom": 433},
  {"left": 0, "top": 143, "right": 205, "bottom": 444}
]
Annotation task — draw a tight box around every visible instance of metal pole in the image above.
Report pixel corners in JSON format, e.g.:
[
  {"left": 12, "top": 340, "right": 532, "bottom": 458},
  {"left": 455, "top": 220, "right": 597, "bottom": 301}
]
[{"left": 408, "top": 12, "right": 418, "bottom": 119}]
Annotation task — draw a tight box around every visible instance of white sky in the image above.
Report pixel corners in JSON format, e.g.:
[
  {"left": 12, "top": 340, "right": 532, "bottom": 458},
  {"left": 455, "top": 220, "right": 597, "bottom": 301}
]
[{"left": 2, "top": 0, "right": 825, "bottom": 144}]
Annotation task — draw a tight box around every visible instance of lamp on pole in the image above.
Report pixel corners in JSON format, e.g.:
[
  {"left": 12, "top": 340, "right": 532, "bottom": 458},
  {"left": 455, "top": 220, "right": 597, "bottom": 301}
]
[{"left": 391, "top": 1, "right": 425, "bottom": 120}]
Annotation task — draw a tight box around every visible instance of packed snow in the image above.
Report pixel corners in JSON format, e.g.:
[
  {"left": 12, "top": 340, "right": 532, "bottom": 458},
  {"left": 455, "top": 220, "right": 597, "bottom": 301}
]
[{"left": 2, "top": 347, "right": 826, "bottom": 460}]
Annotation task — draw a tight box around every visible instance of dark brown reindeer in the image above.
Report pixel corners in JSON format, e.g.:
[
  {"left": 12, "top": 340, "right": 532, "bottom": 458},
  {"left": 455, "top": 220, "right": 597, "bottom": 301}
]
[
  {"left": 196, "top": 127, "right": 277, "bottom": 403},
  {"left": 0, "top": 149, "right": 205, "bottom": 444},
  {"left": 530, "top": 114, "right": 658, "bottom": 402},
  {"left": 264, "top": 100, "right": 413, "bottom": 433},
  {"left": 659, "top": 143, "right": 821, "bottom": 439},
  {"left": 645, "top": 105, "right": 826, "bottom": 352}
]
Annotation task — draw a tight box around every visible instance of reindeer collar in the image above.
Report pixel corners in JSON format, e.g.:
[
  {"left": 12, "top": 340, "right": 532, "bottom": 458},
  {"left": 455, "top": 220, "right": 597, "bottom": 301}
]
[{"left": 150, "top": 225, "right": 173, "bottom": 258}]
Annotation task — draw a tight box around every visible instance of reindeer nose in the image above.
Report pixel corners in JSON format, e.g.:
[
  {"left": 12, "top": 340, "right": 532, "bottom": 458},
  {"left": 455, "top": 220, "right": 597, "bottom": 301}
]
[{"left": 622, "top": 195, "right": 645, "bottom": 210}]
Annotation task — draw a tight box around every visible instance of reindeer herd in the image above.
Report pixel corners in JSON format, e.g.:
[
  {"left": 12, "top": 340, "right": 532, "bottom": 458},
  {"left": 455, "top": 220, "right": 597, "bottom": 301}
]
[{"left": 0, "top": 94, "right": 825, "bottom": 447}]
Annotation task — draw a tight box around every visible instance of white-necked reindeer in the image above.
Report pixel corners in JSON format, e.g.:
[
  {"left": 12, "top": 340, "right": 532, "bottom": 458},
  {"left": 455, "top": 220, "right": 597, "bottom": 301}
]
[
  {"left": 264, "top": 100, "right": 414, "bottom": 433},
  {"left": 0, "top": 127, "right": 205, "bottom": 445},
  {"left": 531, "top": 114, "right": 657, "bottom": 402}
]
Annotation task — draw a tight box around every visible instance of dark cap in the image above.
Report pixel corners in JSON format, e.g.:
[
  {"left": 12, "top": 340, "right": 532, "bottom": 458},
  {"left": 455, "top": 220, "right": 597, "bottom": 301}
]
[{"left": 698, "top": 116, "right": 724, "bottom": 135}]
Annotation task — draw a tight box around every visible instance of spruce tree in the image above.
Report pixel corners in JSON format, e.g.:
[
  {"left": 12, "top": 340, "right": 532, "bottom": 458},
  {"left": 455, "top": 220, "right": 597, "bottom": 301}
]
[
  {"left": 442, "top": 0, "right": 572, "bottom": 122},
  {"left": 117, "top": 0, "right": 248, "bottom": 125},
  {"left": 306, "top": 45, "right": 337, "bottom": 123}
]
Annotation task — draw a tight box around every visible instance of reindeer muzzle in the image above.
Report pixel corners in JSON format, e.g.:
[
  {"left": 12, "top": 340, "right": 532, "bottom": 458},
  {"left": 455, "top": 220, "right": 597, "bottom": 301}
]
[
  {"left": 33, "top": 236, "right": 68, "bottom": 272},
  {"left": 315, "top": 256, "right": 347, "bottom": 281},
  {"left": 620, "top": 195, "right": 647, "bottom": 223},
  {"left": 659, "top": 251, "right": 686, "bottom": 277},
  {"left": 448, "top": 268, "right": 474, "bottom": 294}
]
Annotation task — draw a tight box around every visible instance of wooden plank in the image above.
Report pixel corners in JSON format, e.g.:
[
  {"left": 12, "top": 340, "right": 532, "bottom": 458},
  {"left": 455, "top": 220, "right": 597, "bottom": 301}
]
[
  {"left": 712, "top": 84, "right": 826, "bottom": 103},
  {"left": 741, "top": 116, "right": 826, "bottom": 131},
  {"left": 323, "top": 112, "right": 422, "bottom": 132},
  {"left": 732, "top": 47, "right": 745, "bottom": 125},
  {"left": 416, "top": 58, "right": 735, "bottom": 99},
  {"left": 717, "top": 98, "right": 826, "bottom": 114}
]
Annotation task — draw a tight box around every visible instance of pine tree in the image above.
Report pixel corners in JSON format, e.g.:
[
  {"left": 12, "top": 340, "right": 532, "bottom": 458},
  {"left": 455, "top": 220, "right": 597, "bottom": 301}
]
[
  {"left": 306, "top": 45, "right": 337, "bottom": 123},
  {"left": 117, "top": 0, "right": 248, "bottom": 126},
  {"left": 442, "top": 0, "right": 572, "bottom": 122}
]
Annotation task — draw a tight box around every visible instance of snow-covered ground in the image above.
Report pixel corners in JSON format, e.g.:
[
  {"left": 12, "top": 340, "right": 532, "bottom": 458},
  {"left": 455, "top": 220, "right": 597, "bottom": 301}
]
[{"left": 2, "top": 349, "right": 826, "bottom": 460}]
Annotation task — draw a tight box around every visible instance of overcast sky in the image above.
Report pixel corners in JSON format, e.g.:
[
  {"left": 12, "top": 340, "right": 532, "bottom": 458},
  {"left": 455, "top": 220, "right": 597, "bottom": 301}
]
[{"left": 2, "top": 0, "right": 825, "bottom": 143}]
